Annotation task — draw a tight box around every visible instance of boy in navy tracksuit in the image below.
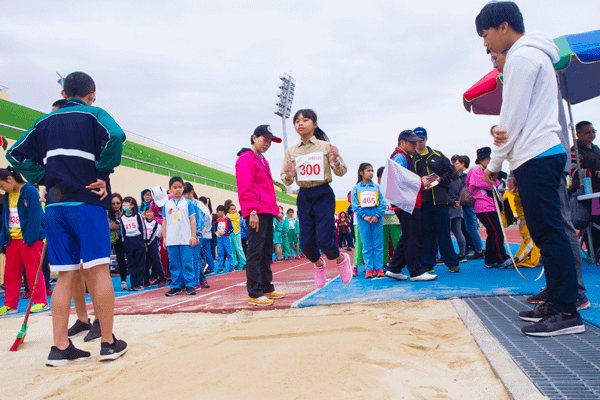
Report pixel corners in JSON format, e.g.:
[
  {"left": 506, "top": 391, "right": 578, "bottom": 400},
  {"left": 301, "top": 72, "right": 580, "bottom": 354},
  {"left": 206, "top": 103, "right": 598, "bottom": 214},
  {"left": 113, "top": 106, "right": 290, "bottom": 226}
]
[
  {"left": 144, "top": 207, "right": 166, "bottom": 287},
  {"left": 215, "top": 205, "right": 234, "bottom": 273},
  {"left": 7, "top": 71, "right": 128, "bottom": 365}
]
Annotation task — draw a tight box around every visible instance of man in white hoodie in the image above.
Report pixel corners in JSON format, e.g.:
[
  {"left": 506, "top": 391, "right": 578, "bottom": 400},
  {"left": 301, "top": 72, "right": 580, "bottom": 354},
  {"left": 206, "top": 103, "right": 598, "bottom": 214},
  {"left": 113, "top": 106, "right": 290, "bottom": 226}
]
[{"left": 475, "top": 1, "right": 584, "bottom": 337}]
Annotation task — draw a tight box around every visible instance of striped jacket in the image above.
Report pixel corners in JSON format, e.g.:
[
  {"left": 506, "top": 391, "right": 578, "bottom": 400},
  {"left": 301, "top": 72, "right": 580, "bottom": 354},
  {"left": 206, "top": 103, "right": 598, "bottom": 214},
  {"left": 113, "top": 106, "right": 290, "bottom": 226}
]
[{"left": 6, "top": 98, "right": 126, "bottom": 209}]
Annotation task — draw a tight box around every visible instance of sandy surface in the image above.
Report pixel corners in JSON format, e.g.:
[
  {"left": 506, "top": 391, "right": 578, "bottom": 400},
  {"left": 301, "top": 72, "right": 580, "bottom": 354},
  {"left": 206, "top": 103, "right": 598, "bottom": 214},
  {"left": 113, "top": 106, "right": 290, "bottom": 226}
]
[{"left": 1, "top": 300, "right": 509, "bottom": 400}]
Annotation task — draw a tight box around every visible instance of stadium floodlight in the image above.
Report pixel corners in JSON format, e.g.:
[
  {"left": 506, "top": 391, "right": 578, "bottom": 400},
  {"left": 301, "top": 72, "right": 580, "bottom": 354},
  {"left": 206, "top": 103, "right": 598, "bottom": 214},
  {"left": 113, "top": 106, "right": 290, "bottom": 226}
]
[{"left": 274, "top": 73, "right": 296, "bottom": 194}]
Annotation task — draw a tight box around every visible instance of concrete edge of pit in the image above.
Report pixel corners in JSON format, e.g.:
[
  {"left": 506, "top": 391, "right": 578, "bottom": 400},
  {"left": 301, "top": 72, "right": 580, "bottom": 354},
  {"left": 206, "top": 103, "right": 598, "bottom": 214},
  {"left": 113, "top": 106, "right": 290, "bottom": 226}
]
[{"left": 451, "top": 298, "right": 548, "bottom": 400}]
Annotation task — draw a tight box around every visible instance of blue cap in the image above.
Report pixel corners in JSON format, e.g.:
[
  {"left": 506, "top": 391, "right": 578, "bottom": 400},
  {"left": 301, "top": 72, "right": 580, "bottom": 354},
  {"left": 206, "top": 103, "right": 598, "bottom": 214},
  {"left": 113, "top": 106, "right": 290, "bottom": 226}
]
[
  {"left": 398, "top": 129, "right": 421, "bottom": 142},
  {"left": 414, "top": 127, "right": 427, "bottom": 138}
]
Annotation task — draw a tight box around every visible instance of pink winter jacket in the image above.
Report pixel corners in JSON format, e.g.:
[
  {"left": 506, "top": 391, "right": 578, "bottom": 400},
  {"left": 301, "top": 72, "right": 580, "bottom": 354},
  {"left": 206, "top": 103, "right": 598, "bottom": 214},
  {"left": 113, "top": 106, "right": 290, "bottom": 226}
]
[
  {"left": 235, "top": 148, "right": 280, "bottom": 219},
  {"left": 465, "top": 167, "right": 500, "bottom": 214}
]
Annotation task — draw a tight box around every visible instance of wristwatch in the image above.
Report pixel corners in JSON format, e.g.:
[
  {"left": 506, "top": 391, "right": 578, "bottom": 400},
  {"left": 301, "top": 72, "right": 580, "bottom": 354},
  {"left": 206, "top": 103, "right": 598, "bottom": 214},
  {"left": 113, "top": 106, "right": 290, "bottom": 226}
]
[{"left": 251, "top": 210, "right": 257, "bottom": 215}]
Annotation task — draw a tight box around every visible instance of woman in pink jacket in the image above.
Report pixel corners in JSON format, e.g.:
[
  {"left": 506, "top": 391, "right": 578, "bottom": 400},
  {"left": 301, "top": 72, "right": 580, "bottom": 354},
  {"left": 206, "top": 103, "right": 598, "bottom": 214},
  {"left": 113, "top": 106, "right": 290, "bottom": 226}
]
[
  {"left": 235, "top": 125, "right": 286, "bottom": 307},
  {"left": 465, "top": 147, "right": 511, "bottom": 269}
]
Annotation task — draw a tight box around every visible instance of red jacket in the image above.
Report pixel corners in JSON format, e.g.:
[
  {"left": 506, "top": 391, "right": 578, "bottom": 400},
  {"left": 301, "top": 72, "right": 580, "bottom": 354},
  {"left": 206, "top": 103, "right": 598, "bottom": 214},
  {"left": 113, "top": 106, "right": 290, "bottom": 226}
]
[{"left": 235, "top": 148, "right": 280, "bottom": 219}]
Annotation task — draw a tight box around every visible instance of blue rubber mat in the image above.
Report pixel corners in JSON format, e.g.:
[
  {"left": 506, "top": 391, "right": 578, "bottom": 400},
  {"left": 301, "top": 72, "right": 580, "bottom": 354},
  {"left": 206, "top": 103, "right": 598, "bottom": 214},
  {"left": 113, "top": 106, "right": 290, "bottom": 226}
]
[
  {"left": 465, "top": 295, "right": 600, "bottom": 400},
  {"left": 295, "top": 244, "right": 600, "bottom": 327}
]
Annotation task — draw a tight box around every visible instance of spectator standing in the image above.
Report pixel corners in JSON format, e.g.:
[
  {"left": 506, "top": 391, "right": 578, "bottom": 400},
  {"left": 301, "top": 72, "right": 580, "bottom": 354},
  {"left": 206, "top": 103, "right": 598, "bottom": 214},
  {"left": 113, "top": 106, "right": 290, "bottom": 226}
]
[{"left": 411, "top": 127, "right": 460, "bottom": 273}]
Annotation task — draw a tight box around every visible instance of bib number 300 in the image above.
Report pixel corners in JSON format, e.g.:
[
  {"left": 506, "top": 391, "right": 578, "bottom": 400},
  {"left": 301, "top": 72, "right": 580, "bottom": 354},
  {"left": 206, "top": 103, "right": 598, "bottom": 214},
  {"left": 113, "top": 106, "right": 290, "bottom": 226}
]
[{"left": 295, "top": 152, "right": 325, "bottom": 182}]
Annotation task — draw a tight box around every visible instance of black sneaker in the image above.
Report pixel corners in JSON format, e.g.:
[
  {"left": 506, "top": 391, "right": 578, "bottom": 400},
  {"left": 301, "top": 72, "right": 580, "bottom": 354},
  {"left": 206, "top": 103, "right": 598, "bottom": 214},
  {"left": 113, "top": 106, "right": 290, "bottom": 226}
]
[
  {"left": 457, "top": 254, "right": 467, "bottom": 263},
  {"left": 99, "top": 334, "right": 128, "bottom": 361},
  {"left": 521, "top": 311, "right": 585, "bottom": 337},
  {"left": 518, "top": 301, "right": 557, "bottom": 322},
  {"left": 185, "top": 286, "right": 197, "bottom": 295},
  {"left": 165, "top": 288, "right": 182, "bottom": 297},
  {"left": 526, "top": 287, "right": 548, "bottom": 304},
  {"left": 84, "top": 319, "right": 102, "bottom": 342},
  {"left": 465, "top": 250, "right": 475, "bottom": 259},
  {"left": 577, "top": 295, "right": 591, "bottom": 311},
  {"left": 68, "top": 318, "right": 92, "bottom": 338},
  {"left": 467, "top": 251, "right": 484, "bottom": 260},
  {"left": 200, "top": 281, "right": 210, "bottom": 289},
  {"left": 46, "top": 340, "right": 91, "bottom": 367},
  {"left": 448, "top": 265, "right": 461, "bottom": 273},
  {"left": 128, "top": 285, "right": 143, "bottom": 291},
  {"left": 435, "top": 257, "right": 444, "bottom": 265}
]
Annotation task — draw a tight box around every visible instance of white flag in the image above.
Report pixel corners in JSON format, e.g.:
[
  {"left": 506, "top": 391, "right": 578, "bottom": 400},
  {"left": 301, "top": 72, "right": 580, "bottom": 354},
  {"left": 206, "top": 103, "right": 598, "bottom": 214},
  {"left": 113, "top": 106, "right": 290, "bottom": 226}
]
[{"left": 380, "top": 158, "right": 422, "bottom": 215}]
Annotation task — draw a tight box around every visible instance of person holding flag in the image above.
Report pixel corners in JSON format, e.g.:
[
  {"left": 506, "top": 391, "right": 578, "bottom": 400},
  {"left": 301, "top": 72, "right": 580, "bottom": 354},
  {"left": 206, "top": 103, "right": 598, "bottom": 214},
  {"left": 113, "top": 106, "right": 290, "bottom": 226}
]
[{"left": 382, "top": 130, "right": 437, "bottom": 282}]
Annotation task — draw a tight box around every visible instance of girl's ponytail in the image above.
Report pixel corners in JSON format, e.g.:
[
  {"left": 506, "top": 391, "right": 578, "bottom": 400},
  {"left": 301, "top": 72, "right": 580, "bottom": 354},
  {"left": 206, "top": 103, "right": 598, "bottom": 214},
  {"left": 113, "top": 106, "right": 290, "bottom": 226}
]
[
  {"left": 0, "top": 166, "right": 25, "bottom": 183},
  {"left": 313, "top": 126, "right": 330, "bottom": 142}
]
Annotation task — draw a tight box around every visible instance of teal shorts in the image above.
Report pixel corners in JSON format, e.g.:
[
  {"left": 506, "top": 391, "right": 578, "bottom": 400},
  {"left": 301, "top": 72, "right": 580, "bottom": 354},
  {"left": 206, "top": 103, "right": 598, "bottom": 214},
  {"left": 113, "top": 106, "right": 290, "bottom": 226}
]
[{"left": 273, "top": 232, "right": 283, "bottom": 245}]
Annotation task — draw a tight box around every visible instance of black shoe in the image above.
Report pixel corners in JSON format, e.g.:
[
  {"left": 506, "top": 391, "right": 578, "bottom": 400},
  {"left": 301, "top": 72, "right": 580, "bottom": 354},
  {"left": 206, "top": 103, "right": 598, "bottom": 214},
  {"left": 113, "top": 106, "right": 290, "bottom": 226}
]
[
  {"left": 46, "top": 339, "right": 91, "bottom": 367},
  {"left": 457, "top": 254, "right": 467, "bottom": 263},
  {"left": 165, "top": 288, "right": 182, "bottom": 297},
  {"left": 521, "top": 311, "right": 585, "bottom": 337},
  {"left": 448, "top": 265, "right": 461, "bottom": 273},
  {"left": 68, "top": 318, "right": 92, "bottom": 338},
  {"left": 128, "top": 285, "right": 143, "bottom": 291},
  {"left": 465, "top": 250, "right": 475, "bottom": 259},
  {"left": 467, "top": 251, "right": 484, "bottom": 260},
  {"left": 577, "top": 295, "right": 591, "bottom": 311},
  {"left": 84, "top": 319, "right": 102, "bottom": 342},
  {"left": 526, "top": 287, "right": 547, "bottom": 304},
  {"left": 200, "top": 281, "right": 210, "bottom": 289},
  {"left": 99, "top": 334, "right": 128, "bottom": 361},
  {"left": 185, "top": 286, "right": 197, "bottom": 295},
  {"left": 435, "top": 257, "right": 444, "bottom": 265},
  {"left": 518, "top": 301, "right": 557, "bottom": 322}
]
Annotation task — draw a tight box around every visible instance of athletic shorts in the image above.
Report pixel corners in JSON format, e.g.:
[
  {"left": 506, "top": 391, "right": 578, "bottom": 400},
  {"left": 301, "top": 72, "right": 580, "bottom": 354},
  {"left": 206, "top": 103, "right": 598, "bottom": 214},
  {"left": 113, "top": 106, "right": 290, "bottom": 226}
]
[
  {"left": 289, "top": 234, "right": 299, "bottom": 244},
  {"left": 273, "top": 232, "right": 282, "bottom": 245},
  {"left": 44, "top": 204, "right": 111, "bottom": 272}
]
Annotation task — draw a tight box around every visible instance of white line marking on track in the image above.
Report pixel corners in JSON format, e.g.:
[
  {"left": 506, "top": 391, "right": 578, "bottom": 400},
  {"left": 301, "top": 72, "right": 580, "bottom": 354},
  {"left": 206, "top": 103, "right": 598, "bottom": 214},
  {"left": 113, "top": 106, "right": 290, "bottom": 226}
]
[
  {"left": 291, "top": 275, "right": 340, "bottom": 308},
  {"left": 152, "top": 261, "right": 312, "bottom": 312}
]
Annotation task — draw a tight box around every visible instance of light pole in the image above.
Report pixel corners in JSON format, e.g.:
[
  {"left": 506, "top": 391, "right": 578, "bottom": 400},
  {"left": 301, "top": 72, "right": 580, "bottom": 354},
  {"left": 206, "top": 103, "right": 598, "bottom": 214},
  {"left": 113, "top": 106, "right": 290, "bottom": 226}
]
[{"left": 274, "top": 73, "right": 295, "bottom": 194}]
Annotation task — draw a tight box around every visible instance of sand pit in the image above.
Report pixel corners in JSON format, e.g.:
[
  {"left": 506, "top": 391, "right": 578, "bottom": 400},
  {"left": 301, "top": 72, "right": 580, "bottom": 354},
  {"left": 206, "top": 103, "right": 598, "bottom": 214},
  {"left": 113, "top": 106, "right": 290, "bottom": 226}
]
[{"left": 1, "top": 300, "right": 509, "bottom": 400}]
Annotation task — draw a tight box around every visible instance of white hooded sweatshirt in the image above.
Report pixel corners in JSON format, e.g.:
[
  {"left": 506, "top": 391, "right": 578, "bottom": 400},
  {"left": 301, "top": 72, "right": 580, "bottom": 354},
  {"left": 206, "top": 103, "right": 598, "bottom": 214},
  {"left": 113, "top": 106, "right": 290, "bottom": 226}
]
[{"left": 488, "top": 33, "right": 563, "bottom": 173}]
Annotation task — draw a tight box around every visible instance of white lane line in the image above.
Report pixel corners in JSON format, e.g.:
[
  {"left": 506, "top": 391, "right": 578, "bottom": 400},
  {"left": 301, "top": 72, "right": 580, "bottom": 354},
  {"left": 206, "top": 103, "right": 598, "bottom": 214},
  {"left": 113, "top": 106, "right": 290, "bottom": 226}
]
[
  {"left": 152, "top": 261, "right": 312, "bottom": 312},
  {"left": 291, "top": 275, "right": 340, "bottom": 308}
]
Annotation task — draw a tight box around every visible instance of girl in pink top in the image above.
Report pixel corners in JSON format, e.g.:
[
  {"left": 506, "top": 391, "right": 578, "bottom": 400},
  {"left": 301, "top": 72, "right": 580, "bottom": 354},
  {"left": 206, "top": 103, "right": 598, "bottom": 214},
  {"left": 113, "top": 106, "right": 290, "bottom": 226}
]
[{"left": 466, "top": 147, "right": 511, "bottom": 268}]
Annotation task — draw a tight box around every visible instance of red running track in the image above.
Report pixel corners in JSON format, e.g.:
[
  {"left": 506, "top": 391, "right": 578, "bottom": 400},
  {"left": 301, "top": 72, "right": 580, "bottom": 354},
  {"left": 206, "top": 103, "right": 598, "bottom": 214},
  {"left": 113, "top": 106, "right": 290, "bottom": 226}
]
[{"left": 92, "top": 256, "right": 344, "bottom": 315}]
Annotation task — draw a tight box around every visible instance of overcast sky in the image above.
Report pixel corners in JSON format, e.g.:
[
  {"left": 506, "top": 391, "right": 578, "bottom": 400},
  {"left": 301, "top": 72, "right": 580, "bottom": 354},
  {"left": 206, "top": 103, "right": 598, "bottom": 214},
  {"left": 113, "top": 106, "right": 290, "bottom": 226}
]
[{"left": 2, "top": 1, "right": 599, "bottom": 197}]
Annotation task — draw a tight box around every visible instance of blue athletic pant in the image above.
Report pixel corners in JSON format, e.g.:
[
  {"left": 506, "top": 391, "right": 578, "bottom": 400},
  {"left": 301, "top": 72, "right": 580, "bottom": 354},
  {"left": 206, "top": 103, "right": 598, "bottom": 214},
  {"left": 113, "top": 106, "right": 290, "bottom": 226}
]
[
  {"left": 200, "top": 238, "right": 215, "bottom": 272},
  {"left": 462, "top": 206, "right": 483, "bottom": 252},
  {"left": 357, "top": 216, "right": 384, "bottom": 271},
  {"left": 217, "top": 235, "right": 234, "bottom": 271},
  {"left": 297, "top": 183, "right": 340, "bottom": 263},
  {"left": 167, "top": 245, "right": 194, "bottom": 289},
  {"left": 514, "top": 153, "right": 577, "bottom": 313}
]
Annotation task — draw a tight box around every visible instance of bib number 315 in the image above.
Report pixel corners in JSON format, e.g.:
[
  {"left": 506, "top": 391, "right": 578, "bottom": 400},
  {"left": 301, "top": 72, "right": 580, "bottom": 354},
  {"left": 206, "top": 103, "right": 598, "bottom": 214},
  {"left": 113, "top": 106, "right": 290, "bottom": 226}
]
[{"left": 295, "top": 152, "right": 325, "bottom": 182}]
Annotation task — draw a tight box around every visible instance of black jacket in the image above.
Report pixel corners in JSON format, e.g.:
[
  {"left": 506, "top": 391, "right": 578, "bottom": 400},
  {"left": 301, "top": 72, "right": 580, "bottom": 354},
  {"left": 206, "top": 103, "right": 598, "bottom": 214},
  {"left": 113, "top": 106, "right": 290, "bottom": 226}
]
[
  {"left": 411, "top": 147, "right": 454, "bottom": 205},
  {"left": 570, "top": 140, "right": 600, "bottom": 193}
]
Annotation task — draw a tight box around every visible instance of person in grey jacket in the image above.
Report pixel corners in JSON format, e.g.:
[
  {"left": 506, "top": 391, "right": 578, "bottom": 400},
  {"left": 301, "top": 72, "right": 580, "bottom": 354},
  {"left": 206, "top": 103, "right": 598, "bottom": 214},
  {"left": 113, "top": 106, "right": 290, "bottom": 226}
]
[{"left": 447, "top": 169, "right": 466, "bottom": 262}]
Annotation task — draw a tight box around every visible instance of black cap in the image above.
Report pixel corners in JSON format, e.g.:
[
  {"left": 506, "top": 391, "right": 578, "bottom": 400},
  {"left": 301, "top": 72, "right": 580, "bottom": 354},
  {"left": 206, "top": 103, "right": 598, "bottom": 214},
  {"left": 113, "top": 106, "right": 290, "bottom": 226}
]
[
  {"left": 476, "top": 147, "right": 492, "bottom": 163},
  {"left": 398, "top": 129, "right": 422, "bottom": 142},
  {"left": 253, "top": 125, "right": 281, "bottom": 143}
]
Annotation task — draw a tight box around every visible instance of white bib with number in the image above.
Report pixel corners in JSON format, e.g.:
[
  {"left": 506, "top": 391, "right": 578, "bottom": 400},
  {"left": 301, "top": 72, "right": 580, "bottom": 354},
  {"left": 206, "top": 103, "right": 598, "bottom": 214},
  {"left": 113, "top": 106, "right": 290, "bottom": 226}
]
[
  {"left": 288, "top": 219, "right": 295, "bottom": 230},
  {"left": 8, "top": 208, "right": 20, "bottom": 228},
  {"left": 122, "top": 215, "right": 141, "bottom": 237},
  {"left": 217, "top": 221, "right": 226, "bottom": 232},
  {"left": 384, "top": 200, "right": 395, "bottom": 215},
  {"left": 295, "top": 152, "right": 324, "bottom": 182},
  {"left": 360, "top": 191, "right": 378, "bottom": 208}
]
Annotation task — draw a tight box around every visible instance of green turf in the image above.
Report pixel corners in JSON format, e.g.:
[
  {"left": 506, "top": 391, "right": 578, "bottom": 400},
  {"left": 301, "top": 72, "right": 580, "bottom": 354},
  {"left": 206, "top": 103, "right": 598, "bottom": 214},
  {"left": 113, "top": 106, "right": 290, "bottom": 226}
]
[{"left": 0, "top": 99, "right": 296, "bottom": 205}]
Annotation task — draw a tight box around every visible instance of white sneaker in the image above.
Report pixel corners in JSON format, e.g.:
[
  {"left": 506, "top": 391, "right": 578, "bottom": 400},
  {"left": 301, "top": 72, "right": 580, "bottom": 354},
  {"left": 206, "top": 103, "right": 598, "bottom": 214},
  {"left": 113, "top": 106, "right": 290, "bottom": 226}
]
[
  {"left": 410, "top": 272, "right": 438, "bottom": 282},
  {"left": 385, "top": 270, "right": 408, "bottom": 281},
  {"left": 121, "top": 281, "right": 128, "bottom": 290}
]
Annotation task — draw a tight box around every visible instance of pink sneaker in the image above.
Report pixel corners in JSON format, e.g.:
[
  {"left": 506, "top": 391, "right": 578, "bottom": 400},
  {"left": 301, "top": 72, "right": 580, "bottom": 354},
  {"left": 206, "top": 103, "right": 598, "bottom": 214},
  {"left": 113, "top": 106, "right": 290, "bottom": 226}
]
[
  {"left": 313, "top": 258, "right": 326, "bottom": 288},
  {"left": 337, "top": 253, "right": 352, "bottom": 284},
  {"left": 352, "top": 265, "right": 358, "bottom": 277}
]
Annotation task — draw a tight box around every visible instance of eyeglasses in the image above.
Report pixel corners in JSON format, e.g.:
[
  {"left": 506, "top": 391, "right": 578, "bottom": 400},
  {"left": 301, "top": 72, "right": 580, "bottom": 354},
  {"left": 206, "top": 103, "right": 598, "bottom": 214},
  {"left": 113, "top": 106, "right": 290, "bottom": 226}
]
[{"left": 491, "top": 49, "right": 508, "bottom": 64}]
